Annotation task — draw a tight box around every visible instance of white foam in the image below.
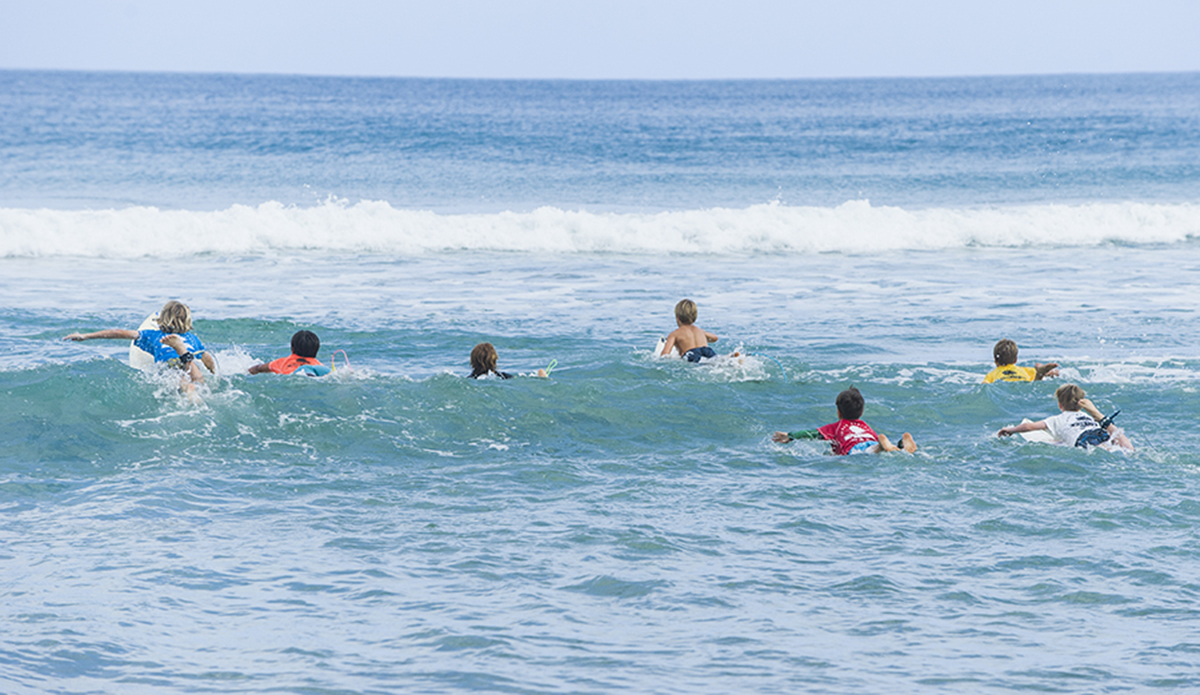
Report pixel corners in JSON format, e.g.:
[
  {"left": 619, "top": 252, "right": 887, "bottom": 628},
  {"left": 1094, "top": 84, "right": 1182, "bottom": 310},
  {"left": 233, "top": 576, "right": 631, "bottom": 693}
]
[{"left": 2, "top": 199, "right": 1198, "bottom": 258}]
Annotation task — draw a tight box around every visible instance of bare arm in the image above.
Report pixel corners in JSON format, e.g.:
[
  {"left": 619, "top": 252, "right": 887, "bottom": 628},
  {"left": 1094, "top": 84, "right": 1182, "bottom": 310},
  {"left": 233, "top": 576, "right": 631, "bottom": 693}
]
[
  {"left": 248, "top": 362, "right": 272, "bottom": 374},
  {"left": 660, "top": 334, "right": 677, "bottom": 357},
  {"left": 63, "top": 329, "right": 139, "bottom": 341},
  {"left": 1033, "top": 362, "right": 1059, "bottom": 380},
  {"left": 998, "top": 420, "right": 1047, "bottom": 437},
  {"left": 1077, "top": 398, "right": 1105, "bottom": 422},
  {"left": 161, "top": 335, "right": 205, "bottom": 384},
  {"left": 200, "top": 352, "right": 217, "bottom": 374},
  {"left": 704, "top": 331, "right": 718, "bottom": 344}
]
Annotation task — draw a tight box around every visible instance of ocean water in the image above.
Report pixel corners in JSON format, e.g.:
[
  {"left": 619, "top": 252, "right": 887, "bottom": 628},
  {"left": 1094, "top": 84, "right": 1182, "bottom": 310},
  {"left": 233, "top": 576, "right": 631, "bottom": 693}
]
[{"left": 2, "top": 70, "right": 1200, "bottom": 694}]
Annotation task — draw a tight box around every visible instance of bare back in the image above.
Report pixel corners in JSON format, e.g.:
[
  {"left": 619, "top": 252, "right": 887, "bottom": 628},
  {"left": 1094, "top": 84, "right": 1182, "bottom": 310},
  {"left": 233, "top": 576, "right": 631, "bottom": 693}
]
[{"left": 662, "top": 324, "right": 717, "bottom": 356}]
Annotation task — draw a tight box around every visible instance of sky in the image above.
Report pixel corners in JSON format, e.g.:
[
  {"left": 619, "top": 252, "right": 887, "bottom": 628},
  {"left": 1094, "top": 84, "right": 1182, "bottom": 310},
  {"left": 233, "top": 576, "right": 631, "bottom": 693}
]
[{"left": 2, "top": 0, "right": 1199, "bottom": 80}]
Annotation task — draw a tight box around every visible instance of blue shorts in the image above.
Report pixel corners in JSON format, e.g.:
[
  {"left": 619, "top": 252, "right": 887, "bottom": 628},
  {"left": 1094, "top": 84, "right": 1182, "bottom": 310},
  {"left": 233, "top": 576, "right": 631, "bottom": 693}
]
[
  {"left": 847, "top": 441, "right": 878, "bottom": 455},
  {"left": 684, "top": 346, "right": 717, "bottom": 363},
  {"left": 1075, "top": 428, "right": 1111, "bottom": 448}
]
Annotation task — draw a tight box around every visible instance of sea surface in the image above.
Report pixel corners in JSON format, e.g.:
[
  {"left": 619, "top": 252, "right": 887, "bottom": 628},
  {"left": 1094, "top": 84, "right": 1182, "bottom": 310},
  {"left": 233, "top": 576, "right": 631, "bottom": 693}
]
[{"left": 2, "top": 70, "right": 1200, "bottom": 694}]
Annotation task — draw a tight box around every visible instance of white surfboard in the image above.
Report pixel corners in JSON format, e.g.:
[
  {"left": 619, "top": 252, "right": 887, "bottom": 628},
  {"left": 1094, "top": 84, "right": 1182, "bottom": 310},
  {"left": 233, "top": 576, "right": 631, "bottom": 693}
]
[
  {"left": 653, "top": 336, "right": 679, "bottom": 359},
  {"left": 1017, "top": 418, "right": 1057, "bottom": 444},
  {"left": 653, "top": 337, "right": 746, "bottom": 367},
  {"left": 129, "top": 313, "right": 158, "bottom": 371}
]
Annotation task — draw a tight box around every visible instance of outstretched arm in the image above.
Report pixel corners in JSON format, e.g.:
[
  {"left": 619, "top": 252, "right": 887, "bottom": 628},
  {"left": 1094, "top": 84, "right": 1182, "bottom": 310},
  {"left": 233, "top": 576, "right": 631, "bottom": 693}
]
[
  {"left": 1033, "top": 362, "right": 1059, "bottom": 380},
  {"left": 199, "top": 352, "right": 216, "bottom": 374},
  {"left": 63, "top": 329, "right": 139, "bottom": 341},
  {"left": 704, "top": 330, "right": 718, "bottom": 344},
  {"left": 998, "top": 420, "right": 1047, "bottom": 437},
  {"left": 772, "top": 429, "right": 822, "bottom": 443},
  {"left": 248, "top": 362, "right": 272, "bottom": 375}
]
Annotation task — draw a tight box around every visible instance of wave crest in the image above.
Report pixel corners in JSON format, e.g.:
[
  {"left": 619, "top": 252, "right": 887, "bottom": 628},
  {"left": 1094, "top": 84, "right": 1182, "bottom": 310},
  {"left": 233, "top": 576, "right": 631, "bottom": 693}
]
[{"left": 2, "top": 199, "right": 1198, "bottom": 258}]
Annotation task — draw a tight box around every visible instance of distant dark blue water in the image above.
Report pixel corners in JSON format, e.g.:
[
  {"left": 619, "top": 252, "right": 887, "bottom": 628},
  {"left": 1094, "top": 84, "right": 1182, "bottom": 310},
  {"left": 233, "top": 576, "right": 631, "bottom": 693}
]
[
  {"left": 2, "top": 70, "right": 1200, "bottom": 211},
  {"left": 3, "top": 71, "right": 1200, "bottom": 694}
]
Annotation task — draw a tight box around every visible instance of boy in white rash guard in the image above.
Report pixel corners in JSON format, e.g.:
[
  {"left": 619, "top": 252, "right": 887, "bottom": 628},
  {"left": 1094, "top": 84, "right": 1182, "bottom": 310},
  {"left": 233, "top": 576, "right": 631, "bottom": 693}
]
[{"left": 998, "top": 383, "right": 1133, "bottom": 451}]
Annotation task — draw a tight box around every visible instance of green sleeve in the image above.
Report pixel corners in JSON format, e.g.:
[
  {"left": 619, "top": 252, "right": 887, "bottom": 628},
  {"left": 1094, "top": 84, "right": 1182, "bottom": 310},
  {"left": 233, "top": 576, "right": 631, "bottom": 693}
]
[{"left": 787, "top": 429, "right": 823, "bottom": 440}]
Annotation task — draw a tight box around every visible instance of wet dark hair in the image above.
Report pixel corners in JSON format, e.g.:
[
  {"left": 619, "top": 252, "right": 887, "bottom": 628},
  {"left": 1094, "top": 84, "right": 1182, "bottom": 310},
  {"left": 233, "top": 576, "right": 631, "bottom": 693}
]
[
  {"left": 993, "top": 338, "right": 1018, "bottom": 366},
  {"left": 835, "top": 387, "right": 865, "bottom": 420},
  {"left": 291, "top": 330, "right": 320, "bottom": 358}
]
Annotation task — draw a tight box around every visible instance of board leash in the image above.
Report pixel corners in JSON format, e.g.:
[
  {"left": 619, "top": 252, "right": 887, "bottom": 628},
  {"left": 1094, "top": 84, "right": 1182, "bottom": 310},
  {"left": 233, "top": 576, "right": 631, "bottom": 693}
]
[
  {"left": 331, "top": 349, "right": 350, "bottom": 372},
  {"left": 757, "top": 353, "right": 788, "bottom": 384},
  {"left": 544, "top": 359, "right": 557, "bottom": 376}
]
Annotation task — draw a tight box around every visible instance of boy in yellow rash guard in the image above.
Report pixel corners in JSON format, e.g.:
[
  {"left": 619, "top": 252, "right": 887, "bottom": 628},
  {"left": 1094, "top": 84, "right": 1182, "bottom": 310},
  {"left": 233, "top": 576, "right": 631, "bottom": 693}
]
[{"left": 983, "top": 339, "right": 1059, "bottom": 383}]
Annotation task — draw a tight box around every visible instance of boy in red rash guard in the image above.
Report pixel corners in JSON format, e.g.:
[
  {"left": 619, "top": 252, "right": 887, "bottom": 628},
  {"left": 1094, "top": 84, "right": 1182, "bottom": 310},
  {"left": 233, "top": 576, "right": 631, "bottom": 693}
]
[
  {"left": 248, "top": 330, "right": 328, "bottom": 376},
  {"left": 772, "top": 386, "right": 917, "bottom": 455}
]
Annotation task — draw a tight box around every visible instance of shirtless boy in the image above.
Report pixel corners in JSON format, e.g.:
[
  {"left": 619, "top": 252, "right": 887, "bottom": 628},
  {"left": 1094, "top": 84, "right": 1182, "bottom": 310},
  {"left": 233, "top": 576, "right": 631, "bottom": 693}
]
[{"left": 660, "top": 299, "right": 719, "bottom": 362}]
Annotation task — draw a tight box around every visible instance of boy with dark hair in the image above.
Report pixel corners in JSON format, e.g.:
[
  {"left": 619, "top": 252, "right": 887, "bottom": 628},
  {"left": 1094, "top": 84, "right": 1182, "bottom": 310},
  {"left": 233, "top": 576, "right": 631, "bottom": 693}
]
[
  {"left": 984, "top": 338, "right": 1058, "bottom": 383},
  {"left": 660, "top": 298, "right": 719, "bottom": 362},
  {"left": 249, "top": 330, "right": 330, "bottom": 376},
  {"left": 998, "top": 383, "right": 1132, "bottom": 451},
  {"left": 772, "top": 386, "right": 917, "bottom": 455}
]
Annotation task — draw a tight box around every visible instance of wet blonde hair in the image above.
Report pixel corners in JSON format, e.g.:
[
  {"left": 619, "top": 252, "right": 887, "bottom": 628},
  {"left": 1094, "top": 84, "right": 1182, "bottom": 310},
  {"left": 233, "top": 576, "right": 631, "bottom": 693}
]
[
  {"left": 1056, "top": 383, "right": 1085, "bottom": 411},
  {"left": 470, "top": 342, "right": 498, "bottom": 377},
  {"left": 157, "top": 301, "right": 192, "bottom": 334},
  {"left": 675, "top": 299, "right": 698, "bottom": 325}
]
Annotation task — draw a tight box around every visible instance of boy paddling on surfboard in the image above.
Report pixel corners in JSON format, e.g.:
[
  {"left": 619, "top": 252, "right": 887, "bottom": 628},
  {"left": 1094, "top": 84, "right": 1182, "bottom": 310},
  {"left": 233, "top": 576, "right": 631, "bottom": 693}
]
[
  {"left": 63, "top": 300, "right": 214, "bottom": 385},
  {"left": 467, "top": 342, "right": 548, "bottom": 379},
  {"left": 997, "top": 383, "right": 1132, "bottom": 451},
  {"left": 984, "top": 339, "right": 1059, "bottom": 383},
  {"left": 772, "top": 386, "right": 918, "bottom": 455},
  {"left": 248, "top": 330, "right": 330, "bottom": 377},
  {"left": 660, "top": 299, "right": 719, "bottom": 361}
]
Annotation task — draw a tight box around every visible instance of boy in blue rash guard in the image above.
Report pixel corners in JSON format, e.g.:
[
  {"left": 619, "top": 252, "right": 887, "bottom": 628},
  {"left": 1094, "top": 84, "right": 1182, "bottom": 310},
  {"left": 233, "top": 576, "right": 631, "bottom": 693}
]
[
  {"left": 64, "top": 300, "right": 215, "bottom": 384},
  {"left": 660, "top": 299, "right": 719, "bottom": 361}
]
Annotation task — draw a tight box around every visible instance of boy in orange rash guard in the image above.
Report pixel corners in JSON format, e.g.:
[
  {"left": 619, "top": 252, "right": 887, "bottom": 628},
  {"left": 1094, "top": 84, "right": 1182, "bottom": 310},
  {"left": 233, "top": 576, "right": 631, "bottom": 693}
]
[{"left": 249, "top": 330, "right": 326, "bottom": 375}]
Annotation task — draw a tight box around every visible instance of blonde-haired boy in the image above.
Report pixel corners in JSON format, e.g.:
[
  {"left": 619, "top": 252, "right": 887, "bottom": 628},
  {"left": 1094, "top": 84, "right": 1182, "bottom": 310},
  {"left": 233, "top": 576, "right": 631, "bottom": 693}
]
[
  {"left": 998, "top": 383, "right": 1132, "bottom": 451},
  {"left": 63, "top": 300, "right": 215, "bottom": 384},
  {"left": 660, "top": 299, "right": 719, "bottom": 362}
]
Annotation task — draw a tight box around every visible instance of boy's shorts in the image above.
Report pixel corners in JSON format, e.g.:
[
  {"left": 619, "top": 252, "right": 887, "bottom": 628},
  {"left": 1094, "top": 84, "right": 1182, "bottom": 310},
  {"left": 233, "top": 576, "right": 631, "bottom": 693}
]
[{"left": 684, "top": 346, "right": 717, "bottom": 362}]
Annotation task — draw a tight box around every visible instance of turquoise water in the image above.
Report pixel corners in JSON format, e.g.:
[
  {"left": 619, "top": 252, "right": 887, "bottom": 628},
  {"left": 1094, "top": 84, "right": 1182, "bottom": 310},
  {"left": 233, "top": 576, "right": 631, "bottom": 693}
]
[{"left": 3, "top": 72, "right": 1200, "bottom": 693}]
